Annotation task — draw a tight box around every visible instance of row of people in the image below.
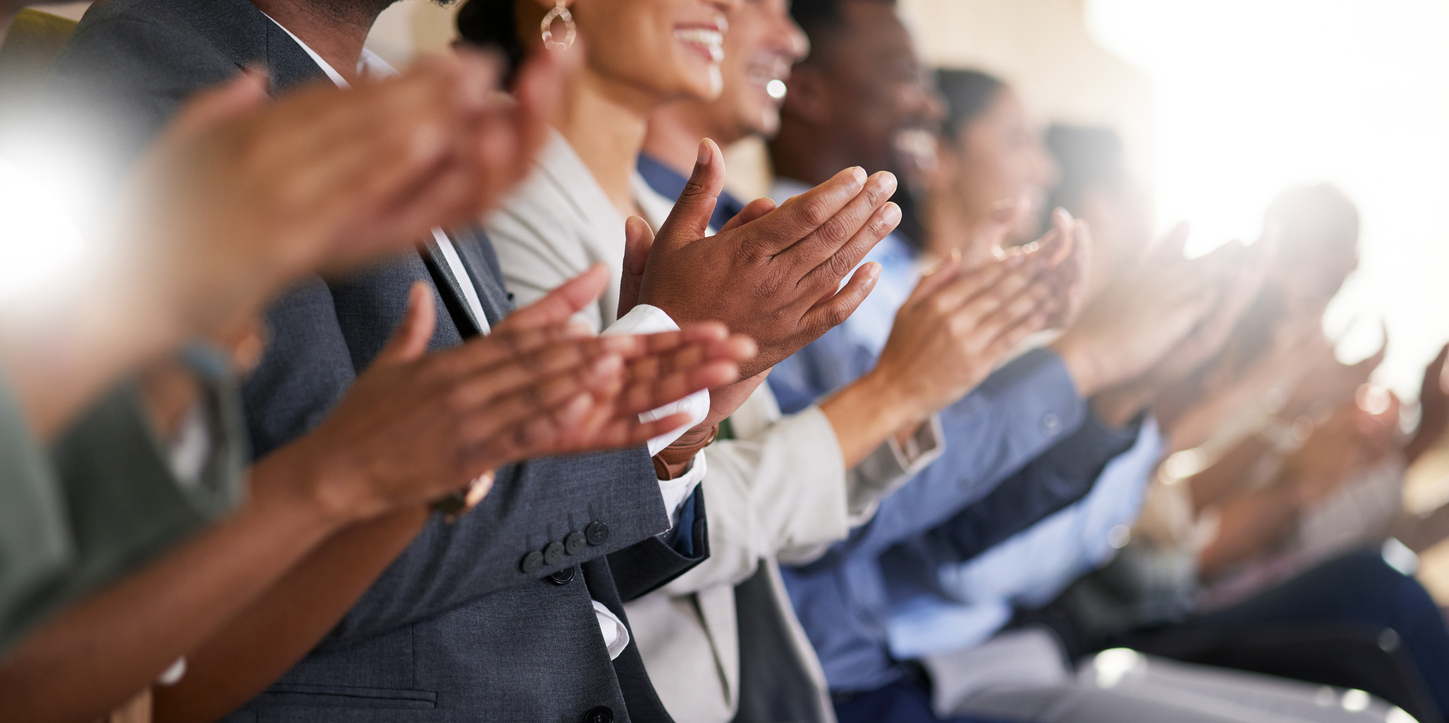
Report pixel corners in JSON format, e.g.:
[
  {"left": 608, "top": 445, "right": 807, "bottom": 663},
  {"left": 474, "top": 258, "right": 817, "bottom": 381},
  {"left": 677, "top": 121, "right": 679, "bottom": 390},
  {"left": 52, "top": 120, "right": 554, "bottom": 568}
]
[{"left": 0, "top": 0, "right": 1445, "bottom": 722}]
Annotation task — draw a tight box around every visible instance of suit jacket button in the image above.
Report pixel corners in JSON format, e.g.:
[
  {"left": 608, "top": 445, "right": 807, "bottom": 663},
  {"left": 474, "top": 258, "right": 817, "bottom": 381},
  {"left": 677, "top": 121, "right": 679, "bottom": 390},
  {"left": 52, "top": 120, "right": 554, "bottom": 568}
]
[
  {"left": 585, "top": 521, "right": 610, "bottom": 546},
  {"left": 520, "top": 551, "right": 544, "bottom": 574},
  {"left": 547, "top": 566, "right": 576, "bottom": 586},
  {"left": 544, "top": 541, "right": 566, "bottom": 566},
  {"left": 582, "top": 706, "right": 614, "bottom": 723},
  {"left": 565, "top": 531, "right": 587, "bottom": 555}
]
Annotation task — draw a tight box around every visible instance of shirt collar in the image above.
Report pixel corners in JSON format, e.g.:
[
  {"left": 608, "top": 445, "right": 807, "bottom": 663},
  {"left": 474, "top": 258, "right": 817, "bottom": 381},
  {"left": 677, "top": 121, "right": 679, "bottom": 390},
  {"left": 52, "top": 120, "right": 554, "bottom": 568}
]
[
  {"left": 636, "top": 153, "right": 746, "bottom": 230},
  {"left": 260, "top": 13, "right": 395, "bottom": 89}
]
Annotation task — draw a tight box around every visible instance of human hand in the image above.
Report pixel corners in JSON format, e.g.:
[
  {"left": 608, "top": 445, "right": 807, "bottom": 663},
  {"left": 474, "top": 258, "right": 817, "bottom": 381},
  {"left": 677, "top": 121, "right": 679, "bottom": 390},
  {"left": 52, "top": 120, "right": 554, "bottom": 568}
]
[
  {"left": 866, "top": 247, "right": 1059, "bottom": 422},
  {"left": 116, "top": 49, "right": 566, "bottom": 346},
  {"left": 1048, "top": 224, "right": 1222, "bottom": 398},
  {"left": 1407, "top": 343, "right": 1449, "bottom": 463},
  {"left": 629, "top": 139, "right": 897, "bottom": 378},
  {"left": 289, "top": 267, "right": 749, "bottom": 523},
  {"left": 1280, "top": 327, "right": 1386, "bottom": 424},
  {"left": 1283, "top": 392, "right": 1400, "bottom": 506}
]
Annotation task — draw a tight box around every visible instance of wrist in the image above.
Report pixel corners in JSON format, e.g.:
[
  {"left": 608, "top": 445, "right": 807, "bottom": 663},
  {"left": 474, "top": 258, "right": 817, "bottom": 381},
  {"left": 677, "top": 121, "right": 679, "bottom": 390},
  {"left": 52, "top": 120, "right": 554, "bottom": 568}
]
[
  {"left": 1049, "top": 334, "right": 1104, "bottom": 398},
  {"left": 860, "top": 368, "right": 930, "bottom": 430},
  {"left": 258, "top": 436, "right": 370, "bottom": 531}
]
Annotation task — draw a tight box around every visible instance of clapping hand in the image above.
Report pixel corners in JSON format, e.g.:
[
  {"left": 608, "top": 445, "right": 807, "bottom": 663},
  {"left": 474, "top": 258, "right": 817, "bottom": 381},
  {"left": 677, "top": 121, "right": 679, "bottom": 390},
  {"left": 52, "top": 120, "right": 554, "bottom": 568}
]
[
  {"left": 626, "top": 139, "right": 898, "bottom": 380},
  {"left": 116, "top": 49, "right": 569, "bottom": 352},
  {"left": 287, "top": 265, "right": 753, "bottom": 524}
]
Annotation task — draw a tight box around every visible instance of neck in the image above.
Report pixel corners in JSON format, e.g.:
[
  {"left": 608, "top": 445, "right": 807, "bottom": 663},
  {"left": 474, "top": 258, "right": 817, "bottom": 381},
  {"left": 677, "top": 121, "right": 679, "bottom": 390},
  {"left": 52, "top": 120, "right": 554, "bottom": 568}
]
[
  {"left": 644, "top": 103, "right": 737, "bottom": 177},
  {"left": 768, "top": 121, "right": 858, "bottom": 188},
  {"left": 248, "top": 0, "right": 381, "bottom": 81},
  {"left": 557, "top": 70, "right": 658, "bottom": 219},
  {"left": 924, "top": 190, "right": 990, "bottom": 261}
]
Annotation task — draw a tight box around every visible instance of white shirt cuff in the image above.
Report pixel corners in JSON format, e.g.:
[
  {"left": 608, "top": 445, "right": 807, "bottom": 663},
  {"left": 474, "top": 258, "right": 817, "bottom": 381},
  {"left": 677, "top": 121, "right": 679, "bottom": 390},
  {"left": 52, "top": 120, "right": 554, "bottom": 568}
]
[
  {"left": 592, "top": 600, "right": 631, "bottom": 660},
  {"left": 658, "top": 450, "right": 707, "bottom": 534},
  {"left": 601, "top": 304, "right": 711, "bottom": 455}
]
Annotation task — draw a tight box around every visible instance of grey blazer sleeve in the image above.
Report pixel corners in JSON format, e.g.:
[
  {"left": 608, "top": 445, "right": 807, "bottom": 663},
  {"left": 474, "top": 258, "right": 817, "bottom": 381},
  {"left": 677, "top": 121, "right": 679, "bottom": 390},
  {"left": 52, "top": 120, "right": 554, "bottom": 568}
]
[{"left": 244, "top": 262, "right": 675, "bottom": 648}]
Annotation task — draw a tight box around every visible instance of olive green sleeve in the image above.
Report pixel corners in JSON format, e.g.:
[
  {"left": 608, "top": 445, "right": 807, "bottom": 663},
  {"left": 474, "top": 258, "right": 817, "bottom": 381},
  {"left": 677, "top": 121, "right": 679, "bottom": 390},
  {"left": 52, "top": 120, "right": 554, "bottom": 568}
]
[{"left": 0, "top": 373, "right": 74, "bottom": 653}]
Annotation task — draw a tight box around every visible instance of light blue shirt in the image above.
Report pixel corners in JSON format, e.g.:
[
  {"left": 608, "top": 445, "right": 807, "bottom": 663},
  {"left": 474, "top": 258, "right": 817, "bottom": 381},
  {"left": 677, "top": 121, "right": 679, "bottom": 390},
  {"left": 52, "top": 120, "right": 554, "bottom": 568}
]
[{"left": 886, "top": 417, "right": 1163, "bottom": 660}]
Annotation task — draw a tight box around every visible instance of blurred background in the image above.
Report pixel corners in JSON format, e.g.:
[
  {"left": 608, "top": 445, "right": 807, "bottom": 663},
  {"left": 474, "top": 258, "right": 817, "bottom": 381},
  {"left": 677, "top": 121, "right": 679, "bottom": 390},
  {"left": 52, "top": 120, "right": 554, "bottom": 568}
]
[{"left": 36, "top": 0, "right": 1449, "bottom": 594}]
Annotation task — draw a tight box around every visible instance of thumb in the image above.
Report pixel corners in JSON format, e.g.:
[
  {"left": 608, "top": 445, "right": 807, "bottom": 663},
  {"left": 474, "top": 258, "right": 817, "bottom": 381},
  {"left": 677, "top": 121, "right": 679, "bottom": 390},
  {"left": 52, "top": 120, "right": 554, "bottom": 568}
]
[
  {"left": 618, "top": 216, "right": 655, "bottom": 317},
  {"left": 168, "top": 69, "right": 271, "bottom": 140},
  {"left": 653, "top": 138, "right": 725, "bottom": 247},
  {"left": 906, "top": 249, "right": 963, "bottom": 305},
  {"left": 376, "top": 282, "right": 436, "bottom": 365}
]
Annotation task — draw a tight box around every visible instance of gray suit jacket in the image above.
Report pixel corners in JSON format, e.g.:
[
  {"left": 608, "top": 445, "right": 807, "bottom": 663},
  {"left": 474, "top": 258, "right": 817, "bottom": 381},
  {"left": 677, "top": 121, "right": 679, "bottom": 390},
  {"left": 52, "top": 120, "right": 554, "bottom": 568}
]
[{"left": 42, "top": 1, "right": 707, "bottom": 720}]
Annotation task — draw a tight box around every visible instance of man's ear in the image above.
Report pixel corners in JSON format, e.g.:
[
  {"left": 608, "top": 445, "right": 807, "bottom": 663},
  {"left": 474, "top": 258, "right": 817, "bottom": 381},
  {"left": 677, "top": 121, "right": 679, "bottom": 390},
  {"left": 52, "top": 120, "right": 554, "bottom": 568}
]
[{"left": 780, "top": 65, "right": 832, "bottom": 126}]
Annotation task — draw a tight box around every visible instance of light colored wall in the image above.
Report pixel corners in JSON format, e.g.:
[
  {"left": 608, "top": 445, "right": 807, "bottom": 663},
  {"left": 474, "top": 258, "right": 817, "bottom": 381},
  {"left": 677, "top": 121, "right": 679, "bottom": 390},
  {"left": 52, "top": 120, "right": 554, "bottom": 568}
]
[{"left": 32, "top": 1, "right": 1150, "bottom": 201}]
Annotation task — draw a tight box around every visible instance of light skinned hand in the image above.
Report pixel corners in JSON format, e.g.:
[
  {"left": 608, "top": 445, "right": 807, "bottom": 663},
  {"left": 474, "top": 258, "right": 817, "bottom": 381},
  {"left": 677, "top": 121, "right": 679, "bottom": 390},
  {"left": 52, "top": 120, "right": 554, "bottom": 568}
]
[
  {"left": 1049, "top": 222, "right": 1223, "bottom": 398},
  {"left": 866, "top": 247, "right": 1058, "bottom": 422}
]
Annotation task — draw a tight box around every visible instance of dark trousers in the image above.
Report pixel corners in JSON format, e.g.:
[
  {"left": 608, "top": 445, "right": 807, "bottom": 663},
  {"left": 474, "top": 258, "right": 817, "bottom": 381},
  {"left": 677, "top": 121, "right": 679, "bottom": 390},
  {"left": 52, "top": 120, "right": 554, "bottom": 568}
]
[{"left": 1130, "top": 548, "right": 1449, "bottom": 722}]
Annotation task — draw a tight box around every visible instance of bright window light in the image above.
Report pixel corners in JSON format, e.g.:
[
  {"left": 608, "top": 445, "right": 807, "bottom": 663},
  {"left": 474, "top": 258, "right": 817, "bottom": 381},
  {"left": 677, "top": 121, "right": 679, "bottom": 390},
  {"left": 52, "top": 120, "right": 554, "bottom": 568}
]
[
  {"left": 1086, "top": 0, "right": 1449, "bottom": 395},
  {"left": 0, "top": 159, "right": 87, "bottom": 306}
]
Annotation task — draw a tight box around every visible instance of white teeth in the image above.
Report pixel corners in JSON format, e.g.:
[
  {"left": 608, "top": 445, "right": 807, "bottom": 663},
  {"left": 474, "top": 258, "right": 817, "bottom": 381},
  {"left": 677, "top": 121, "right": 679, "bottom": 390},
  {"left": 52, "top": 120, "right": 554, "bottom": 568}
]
[{"left": 675, "top": 29, "right": 725, "bottom": 62}]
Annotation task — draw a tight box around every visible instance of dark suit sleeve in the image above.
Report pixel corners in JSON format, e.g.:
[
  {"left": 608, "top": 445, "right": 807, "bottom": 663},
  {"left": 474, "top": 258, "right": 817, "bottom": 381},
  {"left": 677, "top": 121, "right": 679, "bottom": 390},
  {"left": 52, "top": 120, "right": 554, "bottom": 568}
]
[
  {"left": 292, "top": 262, "right": 679, "bottom": 647},
  {"left": 608, "top": 487, "right": 709, "bottom": 602}
]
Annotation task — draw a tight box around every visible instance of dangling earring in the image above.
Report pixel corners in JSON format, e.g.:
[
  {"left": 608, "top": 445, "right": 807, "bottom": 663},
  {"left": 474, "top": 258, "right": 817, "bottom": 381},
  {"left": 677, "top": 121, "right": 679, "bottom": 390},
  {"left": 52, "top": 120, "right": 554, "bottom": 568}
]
[{"left": 540, "top": 0, "right": 577, "bottom": 52}]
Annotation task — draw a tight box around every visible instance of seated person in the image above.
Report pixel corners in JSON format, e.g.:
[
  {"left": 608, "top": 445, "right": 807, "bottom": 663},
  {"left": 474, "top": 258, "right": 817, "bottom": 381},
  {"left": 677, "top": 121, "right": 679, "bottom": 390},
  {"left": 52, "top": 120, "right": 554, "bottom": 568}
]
[{"left": 3, "top": 13, "right": 752, "bottom": 723}]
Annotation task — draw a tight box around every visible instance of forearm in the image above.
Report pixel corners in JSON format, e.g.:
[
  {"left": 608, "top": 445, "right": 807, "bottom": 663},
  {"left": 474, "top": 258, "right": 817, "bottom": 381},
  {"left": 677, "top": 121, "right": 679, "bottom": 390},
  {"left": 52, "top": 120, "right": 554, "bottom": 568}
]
[
  {"left": 820, "top": 369, "right": 923, "bottom": 470},
  {"left": 0, "top": 447, "right": 343, "bottom": 723},
  {"left": 1187, "top": 436, "right": 1274, "bottom": 512},
  {"left": 1393, "top": 502, "right": 1449, "bottom": 554},
  {"left": 154, "top": 507, "right": 428, "bottom": 723},
  {"left": 1197, "top": 486, "right": 1298, "bottom": 578}
]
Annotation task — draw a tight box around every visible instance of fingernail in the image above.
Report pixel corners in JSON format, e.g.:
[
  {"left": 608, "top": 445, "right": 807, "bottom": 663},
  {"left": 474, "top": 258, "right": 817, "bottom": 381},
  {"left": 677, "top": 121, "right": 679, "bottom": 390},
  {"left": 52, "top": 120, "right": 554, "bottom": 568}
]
[
  {"left": 881, "top": 202, "right": 902, "bottom": 227},
  {"left": 593, "top": 353, "right": 622, "bottom": 375},
  {"left": 849, "top": 166, "right": 867, "bottom": 186},
  {"left": 698, "top": 140, "right": 712, "bottom": 165},
  {"left": 873, "top": 172, "right": 898, "bottom": 197}
]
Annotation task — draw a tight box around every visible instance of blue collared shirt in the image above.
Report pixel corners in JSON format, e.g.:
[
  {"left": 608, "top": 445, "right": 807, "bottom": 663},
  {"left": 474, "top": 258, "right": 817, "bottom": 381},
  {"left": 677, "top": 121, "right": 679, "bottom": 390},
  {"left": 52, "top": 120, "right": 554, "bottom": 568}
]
[
  {"left": 885, "top": 418, "right": 1163, "bottom": 659},
  {"left": 636, "top": 153, "right": 746, "bottom": 231},
  {"left": 762, "top": 179, "right": 1151, "bottom": 693}
]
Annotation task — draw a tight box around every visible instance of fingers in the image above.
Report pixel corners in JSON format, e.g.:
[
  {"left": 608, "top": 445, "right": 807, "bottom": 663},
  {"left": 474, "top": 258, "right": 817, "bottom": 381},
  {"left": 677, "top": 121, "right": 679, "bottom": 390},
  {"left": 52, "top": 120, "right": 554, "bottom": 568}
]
[
  {"left": 498, "top": 264, "right": 610, "bottom": 330},
  {"left": 799, "top": 262, "right": 882, "bottom": 341},
  {"left": 616, "top": 333, "right": 755, "bottom": 413},
  {"left": 739, "top": 166, "right": 867, "bottom": 257},
  {"left": 374, "top": 282, "right": 437, "bottom": 366},
  {"left": 794, "top": 199, "right": 900, "bottom": 299},
  {"left": 717, "top": 197, "right": 777, "bottom": 234},
  {"left": 905, "top": 251, "right": 964, "bottom": 306},
  {"left": 785, "top": 171, "right": 898, "bottom": 274},
  {"left": 166, "top": 71, "right": 270, "bottom": 140},
  {"left": 651, "top": 139, "right": 726, "bottom": 249},
  {"left": 617, "top": 217, "right": 655, "bottom": 317},
  {"left": 446, "top": 340, "right": 624, "bottom": 411}
]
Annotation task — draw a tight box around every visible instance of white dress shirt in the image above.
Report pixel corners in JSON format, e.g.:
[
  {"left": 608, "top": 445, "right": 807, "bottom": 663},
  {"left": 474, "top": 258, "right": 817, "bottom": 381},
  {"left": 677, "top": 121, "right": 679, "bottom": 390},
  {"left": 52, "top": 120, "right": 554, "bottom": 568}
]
[{"left": 263, "top": 22, "right": 711, "bottom": 659}]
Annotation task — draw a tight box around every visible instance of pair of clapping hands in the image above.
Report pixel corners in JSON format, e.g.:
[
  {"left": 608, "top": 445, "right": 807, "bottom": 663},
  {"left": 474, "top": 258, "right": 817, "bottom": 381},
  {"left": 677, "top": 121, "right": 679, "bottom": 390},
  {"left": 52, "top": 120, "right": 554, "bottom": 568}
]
[{"left": 105, "top": 50, "right": 906, "bottom": 526}]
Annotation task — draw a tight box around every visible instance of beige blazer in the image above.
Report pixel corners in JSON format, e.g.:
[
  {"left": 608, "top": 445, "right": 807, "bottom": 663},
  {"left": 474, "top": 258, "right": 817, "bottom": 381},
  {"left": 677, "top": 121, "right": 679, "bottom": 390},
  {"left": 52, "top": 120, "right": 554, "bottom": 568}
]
[{"left": 487, "top": 133, "right": 942, "bottom": 723}]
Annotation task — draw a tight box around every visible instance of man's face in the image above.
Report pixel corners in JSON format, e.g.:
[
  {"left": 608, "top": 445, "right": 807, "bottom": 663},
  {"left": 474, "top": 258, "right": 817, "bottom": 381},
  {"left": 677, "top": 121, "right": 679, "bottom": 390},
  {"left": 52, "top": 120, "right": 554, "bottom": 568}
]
[
  {"left": 815, "top": 1, "right": 941, "bottom": 175},
  {"left": 708, "top": 0, "right": 809, "bottom": 140}
]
